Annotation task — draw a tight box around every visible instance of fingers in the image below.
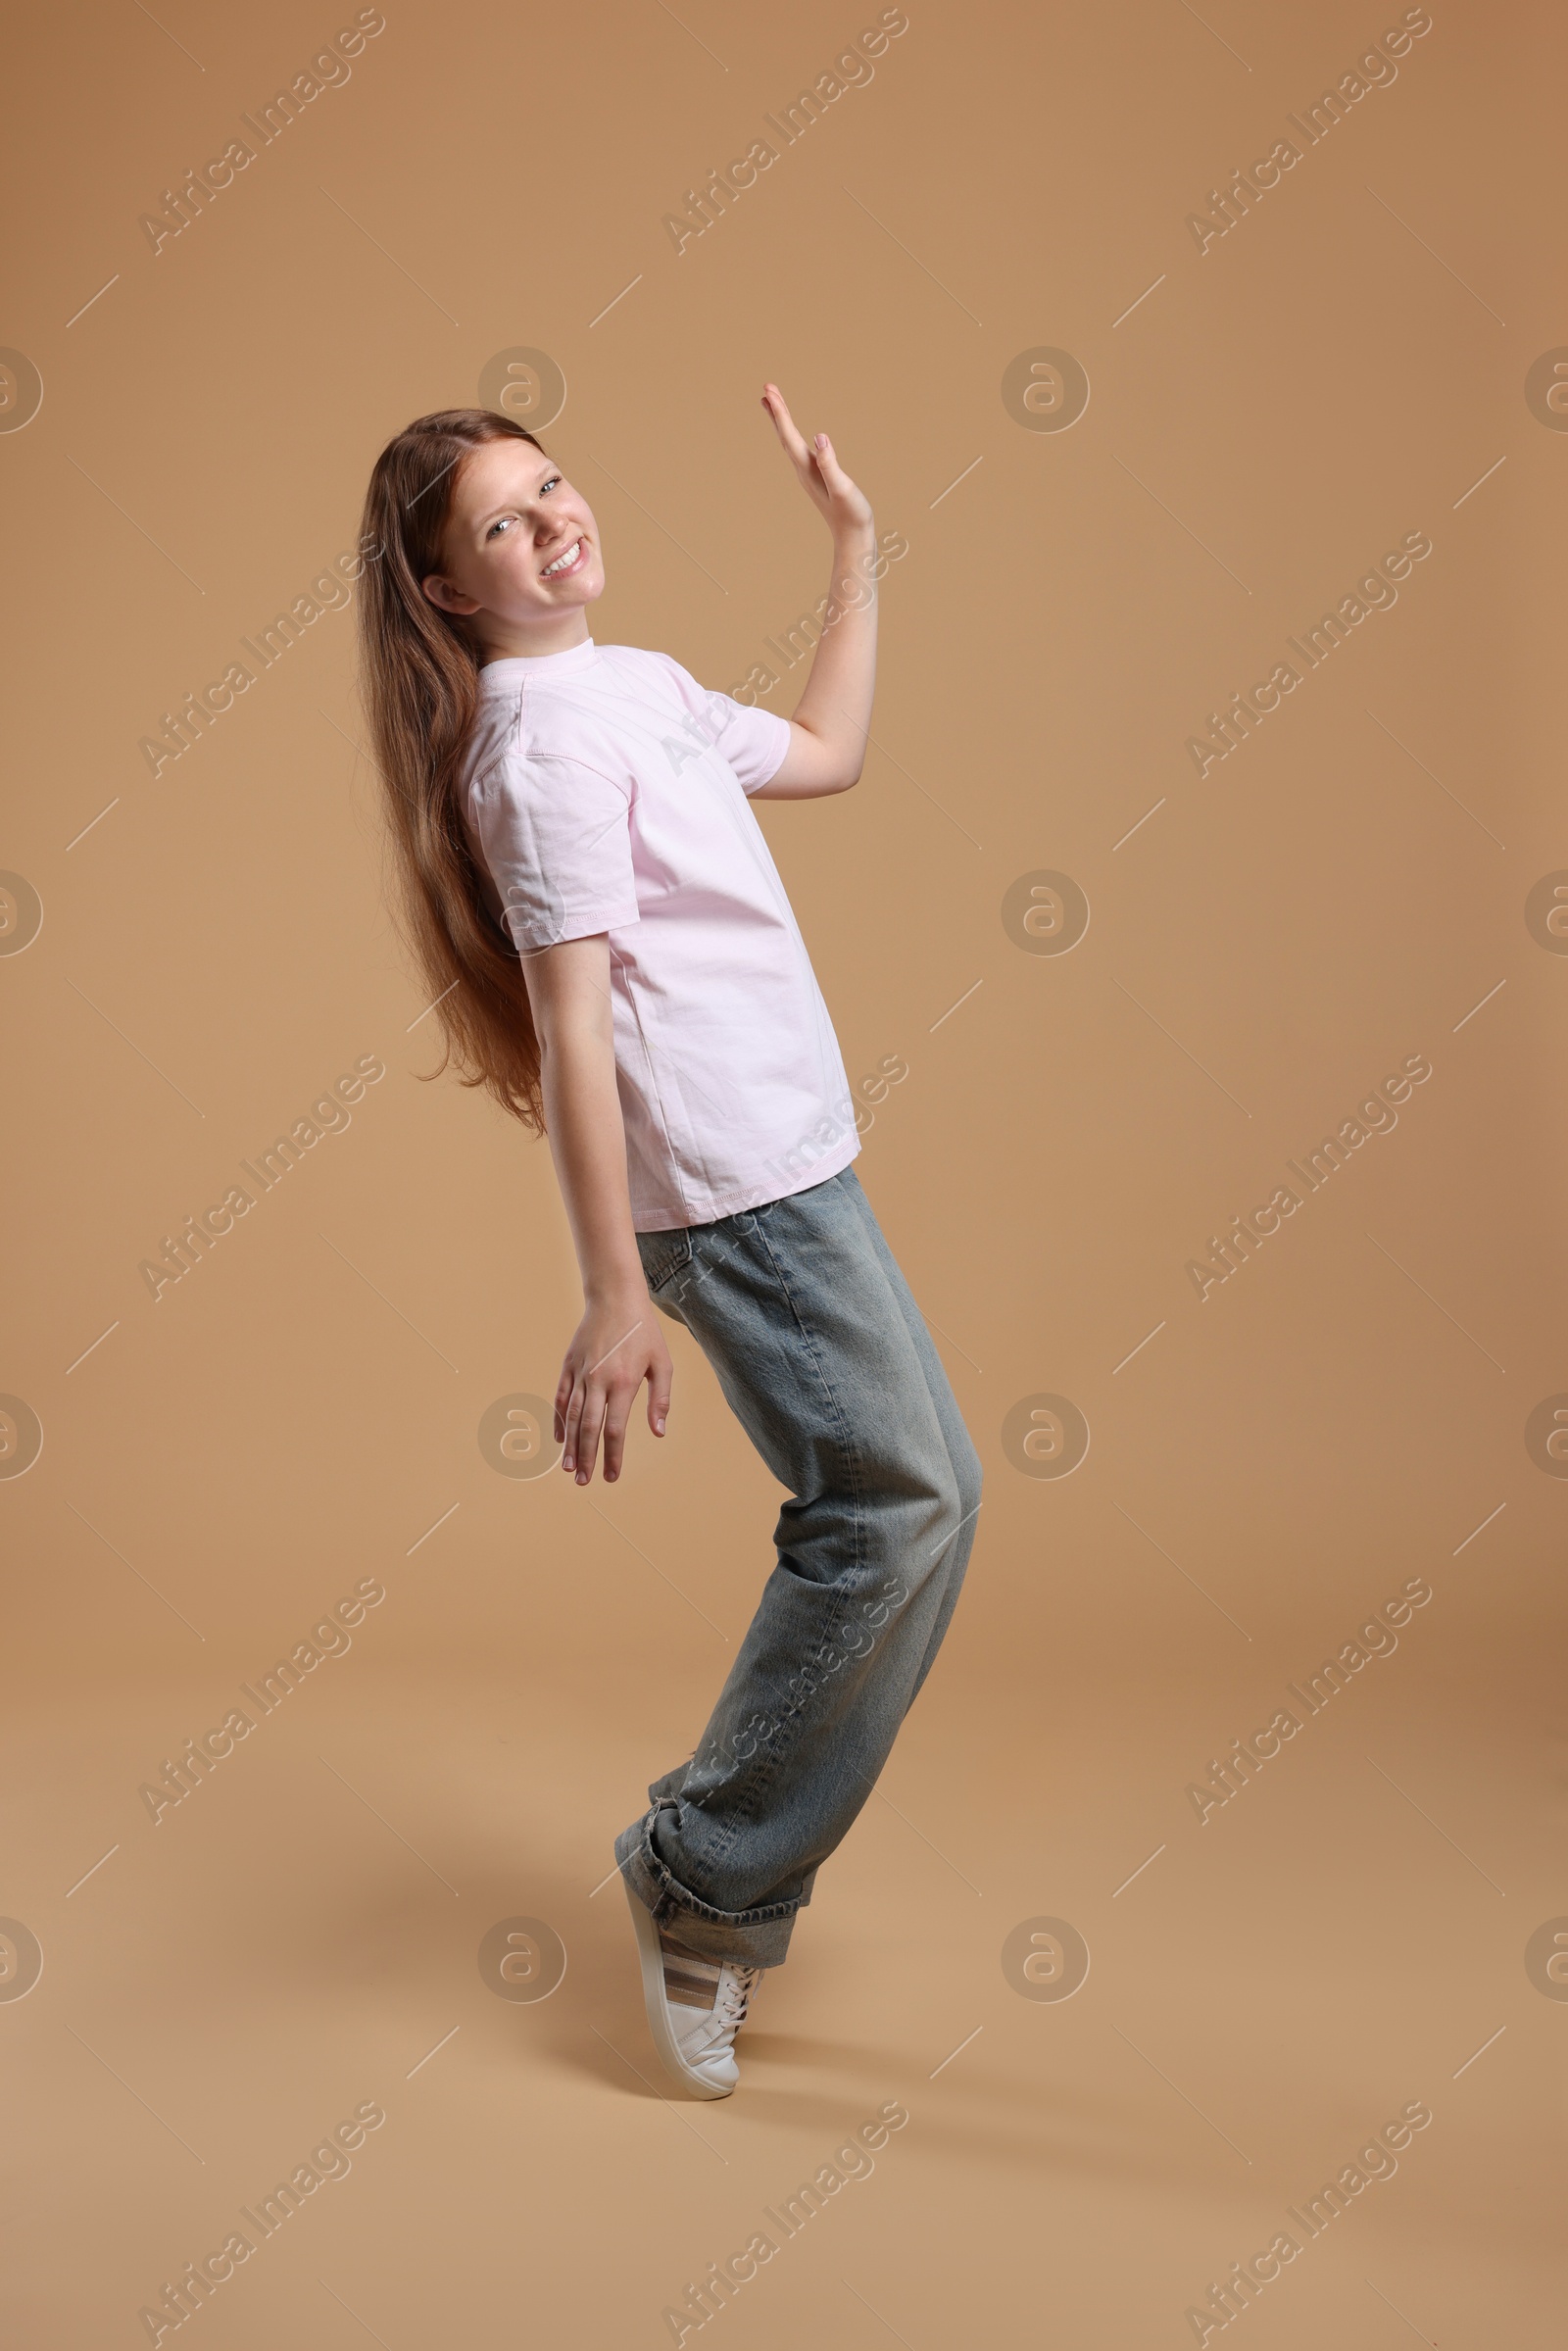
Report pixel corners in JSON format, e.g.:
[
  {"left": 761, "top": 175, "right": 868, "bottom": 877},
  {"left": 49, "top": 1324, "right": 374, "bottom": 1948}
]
[
  {"left": 601, "top": 1382, "right": 634, "bottom": 1484},
  {"left": 760, "top": 381, "right": 794, "bottom": 434},
  {"left": 561, "top": 1340, "right": 673, "bottom": 1483},
  {"left": 648, "top": 1356, "right": 672, "bottom": 1439},
  {"left": 570, "top": 1381, "right": 608, "bottom": 1486},
  {"left": 761, "top": 388, "right": 865, "bottom": 522},
  {"left": 561, "top": 1373, "right": 588, "bottom": 1475},
  {"left": 808, "top": 431, "right": 862, "bottom": 502},
  {"left": 568, "top": 1377, "right": 646, "bottom": 1484},
  {"left": 761, "top": 382, "right": 814, "bottom": 471}
]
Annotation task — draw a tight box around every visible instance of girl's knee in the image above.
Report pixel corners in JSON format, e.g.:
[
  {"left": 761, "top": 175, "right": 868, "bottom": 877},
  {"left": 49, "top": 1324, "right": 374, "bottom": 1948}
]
[
  {"left": 926, "top": 1452, "right": 980, "bottom": 1572},
  {"left": 951, "top": 1435, "right": 983, "bottom": 1528}
]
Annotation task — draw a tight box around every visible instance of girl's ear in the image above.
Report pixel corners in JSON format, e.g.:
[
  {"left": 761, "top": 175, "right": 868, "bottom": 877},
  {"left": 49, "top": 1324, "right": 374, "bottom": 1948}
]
[{"left": 421, "top": 572, "right": 481, "bottom": 615}]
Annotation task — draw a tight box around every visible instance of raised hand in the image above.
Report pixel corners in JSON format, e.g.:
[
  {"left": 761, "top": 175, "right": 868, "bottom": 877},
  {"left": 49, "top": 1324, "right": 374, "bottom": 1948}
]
[{"left": 760, "top": 382, "right": 873, "bottom": 538}]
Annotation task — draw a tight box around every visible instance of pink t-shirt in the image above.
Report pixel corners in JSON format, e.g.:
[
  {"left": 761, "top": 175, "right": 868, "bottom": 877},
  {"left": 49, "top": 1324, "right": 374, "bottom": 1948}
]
[{"left": 460, "top": 639, "right": 860, "bottom": 1231}]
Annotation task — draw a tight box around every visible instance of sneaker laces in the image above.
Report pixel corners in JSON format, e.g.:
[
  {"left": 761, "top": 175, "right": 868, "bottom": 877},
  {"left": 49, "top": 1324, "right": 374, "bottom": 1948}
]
[
  {"left": 712, "top": 1963, "right": 760, "bottom": 2037},
  {"left": 683, "top": 1962, "right": 760, "bottom": 2064}
]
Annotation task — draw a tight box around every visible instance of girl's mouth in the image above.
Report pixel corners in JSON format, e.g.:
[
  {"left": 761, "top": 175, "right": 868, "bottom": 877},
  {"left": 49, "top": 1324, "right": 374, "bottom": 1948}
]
[{"left": 540, "top": 537, "right": 586, "bottom": 580}]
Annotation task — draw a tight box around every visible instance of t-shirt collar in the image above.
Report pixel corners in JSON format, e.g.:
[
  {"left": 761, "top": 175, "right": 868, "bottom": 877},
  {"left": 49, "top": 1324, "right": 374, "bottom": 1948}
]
[{"left": 477, "top": 638, "right": 599, "bottom": 692}]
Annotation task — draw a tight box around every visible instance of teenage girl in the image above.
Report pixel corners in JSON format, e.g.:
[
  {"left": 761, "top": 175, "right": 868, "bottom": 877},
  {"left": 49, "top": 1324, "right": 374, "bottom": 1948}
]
[{"left": 358, "top": 391, "right": 981, "bottom": 2097}]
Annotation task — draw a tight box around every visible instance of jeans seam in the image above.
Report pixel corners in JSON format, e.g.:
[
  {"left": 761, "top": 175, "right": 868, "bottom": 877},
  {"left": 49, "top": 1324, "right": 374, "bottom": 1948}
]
[
  {"left": 756, "top": 1205, "right": 872, "bottom": 1701},
  {"left": 692, "top": 1207, "right": 871, "bottom": 1872}
]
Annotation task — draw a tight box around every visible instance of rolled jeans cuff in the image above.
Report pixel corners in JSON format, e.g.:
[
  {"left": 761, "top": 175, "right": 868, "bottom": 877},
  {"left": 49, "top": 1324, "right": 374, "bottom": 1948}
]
[{"left": 613, "top": 1802, "right": 813, "bottom": 1970}]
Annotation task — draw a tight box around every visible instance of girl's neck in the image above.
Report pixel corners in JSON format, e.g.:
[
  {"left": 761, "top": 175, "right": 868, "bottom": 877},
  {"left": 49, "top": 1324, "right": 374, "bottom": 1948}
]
[{"left": 477, "top": 612, "right": 593, "bottom": 665}]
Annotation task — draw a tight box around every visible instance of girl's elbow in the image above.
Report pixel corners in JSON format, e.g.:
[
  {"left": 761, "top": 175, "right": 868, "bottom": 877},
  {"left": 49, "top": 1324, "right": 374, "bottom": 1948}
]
[{"left": 820, "top": 748, "right": 863, "bottom": 793}]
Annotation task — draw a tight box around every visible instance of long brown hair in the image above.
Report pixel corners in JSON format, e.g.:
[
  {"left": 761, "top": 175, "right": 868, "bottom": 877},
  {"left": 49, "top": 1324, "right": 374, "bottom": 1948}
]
[{"left": 357, "top": 408, "right": 548, "bottom": 1130}]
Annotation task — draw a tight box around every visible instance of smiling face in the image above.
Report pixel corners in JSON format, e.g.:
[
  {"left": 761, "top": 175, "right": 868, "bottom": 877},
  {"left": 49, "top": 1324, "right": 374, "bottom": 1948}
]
[{"left": 421, "top": 436, "right": 604, "bottom": 659}]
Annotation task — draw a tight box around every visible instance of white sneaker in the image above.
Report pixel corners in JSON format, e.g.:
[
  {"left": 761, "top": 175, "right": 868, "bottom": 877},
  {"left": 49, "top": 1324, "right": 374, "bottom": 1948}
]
[{"left": 625, "top": 1881, "right": 760, "bottom": 2099}]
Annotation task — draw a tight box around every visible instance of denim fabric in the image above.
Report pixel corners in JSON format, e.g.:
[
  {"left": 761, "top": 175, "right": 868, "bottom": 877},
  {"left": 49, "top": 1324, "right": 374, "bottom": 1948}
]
[{"left": 613, "top": 1167, "right": 981, "bottom": 1968}]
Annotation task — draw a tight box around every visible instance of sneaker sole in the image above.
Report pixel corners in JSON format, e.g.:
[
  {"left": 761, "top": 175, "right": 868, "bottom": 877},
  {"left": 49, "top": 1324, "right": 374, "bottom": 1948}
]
[{"left": 623, "top": 1879, "right": 736, "bottom": 2100}]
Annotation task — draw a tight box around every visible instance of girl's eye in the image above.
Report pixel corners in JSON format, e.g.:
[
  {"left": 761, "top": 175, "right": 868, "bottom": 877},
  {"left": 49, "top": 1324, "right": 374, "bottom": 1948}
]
[{"left": 485, "top": 481, "right": 562, "bottom": 539}]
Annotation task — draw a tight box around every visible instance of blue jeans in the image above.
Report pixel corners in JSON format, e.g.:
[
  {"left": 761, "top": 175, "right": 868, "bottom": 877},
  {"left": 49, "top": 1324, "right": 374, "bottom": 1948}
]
[{"left": 614, "top": 1167, "right": 981, "bottom": 1968}]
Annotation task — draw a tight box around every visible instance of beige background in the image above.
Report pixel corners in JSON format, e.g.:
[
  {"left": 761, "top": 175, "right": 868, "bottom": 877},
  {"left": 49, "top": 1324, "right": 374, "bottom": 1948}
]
[{"left": 3, "top": 0, "right": 1563, "bottom": 2342}]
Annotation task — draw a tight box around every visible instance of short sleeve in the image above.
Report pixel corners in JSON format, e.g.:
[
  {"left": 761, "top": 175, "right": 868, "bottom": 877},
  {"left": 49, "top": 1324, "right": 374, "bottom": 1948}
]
[
  {"left": 699, "top": 692, "right": 792, "bottom": 796},
  {"left": 469, "top": 752, "right": 640, "bottom": 955},
  {"left": 648, "top": 651, "right": 792, "bottom": 796}
]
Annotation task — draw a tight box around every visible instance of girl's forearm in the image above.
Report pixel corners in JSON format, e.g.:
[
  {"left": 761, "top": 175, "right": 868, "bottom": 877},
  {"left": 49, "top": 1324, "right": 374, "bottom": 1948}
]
[
  {"left": 539, "top": 1024, "right": 646, "bottom": 1303},
  {"left": 522, "top": 936, "right": 671, "bottom": 1484},
  {"left": 788, "top": 523, "right": 879, "bottom": 778}
]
